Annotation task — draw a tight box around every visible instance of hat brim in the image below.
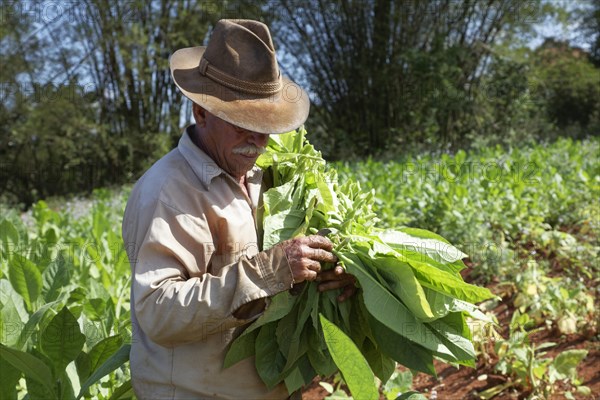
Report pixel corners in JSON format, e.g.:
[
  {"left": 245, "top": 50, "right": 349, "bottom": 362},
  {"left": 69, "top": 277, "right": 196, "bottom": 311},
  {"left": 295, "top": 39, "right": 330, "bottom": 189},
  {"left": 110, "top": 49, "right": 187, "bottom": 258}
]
[{"left": 170, "top": 46, "right": 310, "bottom": 134}]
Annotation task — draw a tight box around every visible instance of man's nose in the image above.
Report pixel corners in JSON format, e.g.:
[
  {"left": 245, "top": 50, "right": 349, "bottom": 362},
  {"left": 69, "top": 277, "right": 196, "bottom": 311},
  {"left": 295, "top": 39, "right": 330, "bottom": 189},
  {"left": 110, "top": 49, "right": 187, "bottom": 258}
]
[{"left": 247, "top": 132, "right": 270, "bottom": 147}]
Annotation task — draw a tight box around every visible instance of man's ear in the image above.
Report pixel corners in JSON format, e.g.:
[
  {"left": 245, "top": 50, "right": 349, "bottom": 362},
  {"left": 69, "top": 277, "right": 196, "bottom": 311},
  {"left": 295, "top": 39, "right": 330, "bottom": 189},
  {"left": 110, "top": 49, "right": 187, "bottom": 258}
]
[{"left": 192, "top": 103, "right": 206, "bottom": 127}]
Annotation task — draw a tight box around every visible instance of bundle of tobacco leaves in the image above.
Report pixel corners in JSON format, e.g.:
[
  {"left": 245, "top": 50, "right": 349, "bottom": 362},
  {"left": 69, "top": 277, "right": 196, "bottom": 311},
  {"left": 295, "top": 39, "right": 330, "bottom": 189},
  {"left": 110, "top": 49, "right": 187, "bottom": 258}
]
[{"left": 224, "top": 128, "right": 493, "bottom": 399}]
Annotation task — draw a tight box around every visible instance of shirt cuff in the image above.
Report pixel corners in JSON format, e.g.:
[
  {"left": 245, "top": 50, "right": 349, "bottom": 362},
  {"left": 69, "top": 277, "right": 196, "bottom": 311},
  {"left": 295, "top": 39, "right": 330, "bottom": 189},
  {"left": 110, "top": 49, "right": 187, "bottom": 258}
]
[
  {"left": 232, "top": 246, "right": 294, "bottom": 320},
  {"left": 255, "top": 245, "right": 294, "bottom": 295}
]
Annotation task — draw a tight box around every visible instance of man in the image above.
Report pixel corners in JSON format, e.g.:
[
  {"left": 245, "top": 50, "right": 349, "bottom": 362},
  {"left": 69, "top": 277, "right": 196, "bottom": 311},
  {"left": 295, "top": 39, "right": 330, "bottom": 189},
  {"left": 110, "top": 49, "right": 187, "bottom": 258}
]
[{"left": 122, "top": 19, "right": 355, "bottom": 399}]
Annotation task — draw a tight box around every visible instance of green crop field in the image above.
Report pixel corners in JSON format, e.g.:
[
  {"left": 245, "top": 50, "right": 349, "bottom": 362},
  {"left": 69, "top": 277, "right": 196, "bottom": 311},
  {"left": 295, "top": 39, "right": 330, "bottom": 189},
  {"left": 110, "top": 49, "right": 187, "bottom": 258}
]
[{"left": 1, "top": 137, "right": 598, "bottom": 399}]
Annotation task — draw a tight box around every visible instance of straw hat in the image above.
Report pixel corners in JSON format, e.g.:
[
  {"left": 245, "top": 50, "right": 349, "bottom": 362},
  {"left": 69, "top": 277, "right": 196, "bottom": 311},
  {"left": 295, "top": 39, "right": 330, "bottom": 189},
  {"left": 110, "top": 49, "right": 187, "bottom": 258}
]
[{"left": 170, "top": 19, "right": 310, "bottom": 134}]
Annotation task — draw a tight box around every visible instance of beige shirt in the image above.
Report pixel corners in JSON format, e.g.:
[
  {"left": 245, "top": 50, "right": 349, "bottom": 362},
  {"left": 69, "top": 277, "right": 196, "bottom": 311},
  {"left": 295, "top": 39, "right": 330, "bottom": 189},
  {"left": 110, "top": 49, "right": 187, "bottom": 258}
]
[{"left": 122, "top": 126, "right": 293, "bottom": 399}]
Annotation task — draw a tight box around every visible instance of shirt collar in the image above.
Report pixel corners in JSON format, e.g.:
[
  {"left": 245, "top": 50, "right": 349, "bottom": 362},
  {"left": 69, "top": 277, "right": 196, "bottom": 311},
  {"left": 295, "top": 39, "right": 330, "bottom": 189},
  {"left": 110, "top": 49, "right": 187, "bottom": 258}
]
[
  {"left": 178, "top": 125, "right": 224, "bottom": 187},
  {"left": 178, "top": 124, "right": 263, "bottom": 190}
]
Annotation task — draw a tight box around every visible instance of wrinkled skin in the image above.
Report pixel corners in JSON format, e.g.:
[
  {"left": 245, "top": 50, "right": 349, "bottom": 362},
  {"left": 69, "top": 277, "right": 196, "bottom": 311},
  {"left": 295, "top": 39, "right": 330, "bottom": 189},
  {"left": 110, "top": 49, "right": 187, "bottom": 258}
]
[{"left": 279, "top": 235, "right": 356, "bottom": 302}]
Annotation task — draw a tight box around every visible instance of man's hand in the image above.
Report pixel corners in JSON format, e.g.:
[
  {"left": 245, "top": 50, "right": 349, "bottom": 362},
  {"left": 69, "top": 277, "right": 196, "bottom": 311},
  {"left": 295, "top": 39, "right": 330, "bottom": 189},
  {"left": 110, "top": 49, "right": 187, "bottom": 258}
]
[
  {"left": 317, "top": 265, "right": 357, "bottom": 302},
  {"left": 279, "top": 235, "right": 356, "bottom": 302},
  {"left": 280, "top": 235, "right": 337, "bottom": 283}
]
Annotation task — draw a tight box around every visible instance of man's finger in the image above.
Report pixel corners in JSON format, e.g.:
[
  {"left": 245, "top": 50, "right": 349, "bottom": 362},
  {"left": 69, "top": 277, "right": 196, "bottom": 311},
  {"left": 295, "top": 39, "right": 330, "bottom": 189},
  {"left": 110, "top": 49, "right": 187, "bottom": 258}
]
[
  {"left": 305, "top": 235, "right": 334, "bottom": 251},
  {"left": 317, "top": 280, "right": 341, "bottom": 291},
  {"left": 306, "top": 260, "right": 322, "bottom": 273},
  {"left": 338, "top": 285, "right": 357, "bottom": 302},
  {"left": 308, "top": 248, "right": 337, "bottom": 263},
  {"left": 318, "top": 267, "right": 346, "bottom": 281},
  {"left": 317, "top": 277, "right": 353, "bottom": 292},
  {"left": 305, "top": 270, "right": 318, "bottom": 281}
]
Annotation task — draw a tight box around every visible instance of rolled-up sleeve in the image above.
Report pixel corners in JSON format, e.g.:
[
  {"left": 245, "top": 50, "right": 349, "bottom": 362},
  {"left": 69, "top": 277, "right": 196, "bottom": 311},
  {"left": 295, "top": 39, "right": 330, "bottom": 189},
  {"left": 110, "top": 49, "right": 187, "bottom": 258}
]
[{"left": 132, "top": 199, "right": 293, "bottom": 347}]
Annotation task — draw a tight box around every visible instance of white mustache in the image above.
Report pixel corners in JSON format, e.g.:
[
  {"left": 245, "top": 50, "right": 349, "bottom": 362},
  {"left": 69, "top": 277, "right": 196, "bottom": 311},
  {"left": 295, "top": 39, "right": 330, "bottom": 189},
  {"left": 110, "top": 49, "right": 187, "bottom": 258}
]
[{"left": 232, "top": 145, "right": 266, "bottom": 156}]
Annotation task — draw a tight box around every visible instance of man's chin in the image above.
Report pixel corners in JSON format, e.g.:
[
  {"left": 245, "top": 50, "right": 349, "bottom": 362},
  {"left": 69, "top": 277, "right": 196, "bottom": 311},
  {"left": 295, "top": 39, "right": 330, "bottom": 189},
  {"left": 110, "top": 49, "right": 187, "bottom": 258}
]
[
  {"left": 229, "top": 156, "right": 259, "bottom": 177},
  {"left": 237, "top": 153, "right": 259, "bottom": 164}
]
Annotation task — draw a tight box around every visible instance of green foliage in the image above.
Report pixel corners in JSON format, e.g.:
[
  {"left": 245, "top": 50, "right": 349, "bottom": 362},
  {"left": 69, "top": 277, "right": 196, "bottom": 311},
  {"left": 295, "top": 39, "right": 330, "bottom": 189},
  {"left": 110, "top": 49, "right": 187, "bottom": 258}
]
[
  {"left": 527, "top": 39, "right": 600, "bottom": 135},
  {"left": 274, "top": 0, "right": 549, "bottom": 155},
  {"left": 512, "top": 260, "right": 596, "bottom": 334},
  {"left": 2, "top": 0, "right": 598, "bottom": 206},
  {"left": 2, "top": 134, "right": 597, "bottom": 398},
  {"left": 336, "top": 137, "right": 600, "bottom": 284},
  {"left": 482, "top": 311, "right": 590, "bottom": 399},
  {"left": 273, "top": 0, "right": 599, "bottom": 156},
  {"left": 468, "top": 55, "right": 550, "bottom": 148},
  {"left": 224, "top": 129, "right": 492, "bottom": 396},
  {"left": 0, "top": 188, "right": 132, "bottom": 399},
  {"left": 0, "top": 0, "right": 235, "bottom": 207},
  {"left": 578, "top": 0, "right": 600, "bottom": 66},
  {"left": 381, "top": 370, "right": 421, "bottom": 400},
  {"left": 320, "top": 314, "right": 379, "bottom": 400},
  {"left": 334, "top": 136, "right": 598, "bottom": 398}
]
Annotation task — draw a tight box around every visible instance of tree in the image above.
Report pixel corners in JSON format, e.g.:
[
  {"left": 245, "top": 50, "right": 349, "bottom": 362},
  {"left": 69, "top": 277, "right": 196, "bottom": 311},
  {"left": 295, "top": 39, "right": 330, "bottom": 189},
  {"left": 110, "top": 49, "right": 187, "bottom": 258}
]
[
  {"left": 575, "top": 0, "right": 600, "bottom": 66},
  {"left": 1, "top": 0, "right": 263, "bottom": 206},
  {"left": 270, "top": 0, "right": 551, "bottom": 157},
  {"left": 532, "top": 39, "right": 600, "bottom": 134},
  {"left": 71, "top": 0, "right": 218, "bottom": 174}
]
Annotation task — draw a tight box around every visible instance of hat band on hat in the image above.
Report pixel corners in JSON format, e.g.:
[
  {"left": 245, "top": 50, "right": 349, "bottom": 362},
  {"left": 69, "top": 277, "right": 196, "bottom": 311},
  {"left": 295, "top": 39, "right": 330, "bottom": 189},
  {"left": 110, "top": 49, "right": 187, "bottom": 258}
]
[{"left": 198, "top": 57, "right": 282, "bottom": 96}]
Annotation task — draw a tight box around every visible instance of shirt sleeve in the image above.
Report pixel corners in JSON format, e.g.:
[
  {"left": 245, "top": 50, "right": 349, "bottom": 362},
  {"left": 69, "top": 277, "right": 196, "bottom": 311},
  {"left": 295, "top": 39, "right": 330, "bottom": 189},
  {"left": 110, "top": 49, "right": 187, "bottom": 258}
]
[{"left": 131, "top": 199, "right": 294, "bottom": 347}]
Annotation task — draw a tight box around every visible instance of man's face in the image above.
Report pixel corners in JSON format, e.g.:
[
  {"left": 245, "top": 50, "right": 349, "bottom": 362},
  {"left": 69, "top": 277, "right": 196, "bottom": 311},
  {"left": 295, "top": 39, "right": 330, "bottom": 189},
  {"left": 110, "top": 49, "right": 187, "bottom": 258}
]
[{"left": 198, "top": 107, "right": 270, "bottom": 179}]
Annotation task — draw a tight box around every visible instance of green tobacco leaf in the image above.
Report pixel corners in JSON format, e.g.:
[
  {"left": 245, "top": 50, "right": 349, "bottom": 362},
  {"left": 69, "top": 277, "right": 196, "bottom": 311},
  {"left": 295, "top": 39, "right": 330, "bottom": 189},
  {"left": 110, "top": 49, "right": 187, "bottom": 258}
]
[
  {"left": 0, "top": 343, "right": 54, "bottom": 392},
  {"left": 242, "top": 290, "right": 297, "bottom": 335},
  {"left": 108, "top": 379, "right": 133, "bottom": 400},
  {"left": 307, "top": 323, "right": 337, "bottom": 377},
  {"left": 247, "top": 291, "right": 297, "bottom": 334},
  {"left": 16, "top": 301, "right": 59, "bottom": 350},
  {"left": 0, "top": 356, "right": 21, "bottom": 400},
  {"left": 41, "top": 307, "right": 86, "bottom": 372},
  {"left": 263, "top": 180, "right": 296, "bottom": 216},
  {"left": 406, "top": 257, "right": 493, "bottom": 303},
  {"left": 395, "top": 227, "right": 451, "bottom": 244},
  {"left": 339, "top": 251, "right": 454, "bottom": 355},
  {"left": 223, "top": 328, "right": 259, "bottom": 369},
  {"left": 88, "top": 336, "right": 124, "bottom": 374},
  {"left": 254, "top": 322, "right": 286, "bottom": 389},
  {"left": 0, "top": 219, "right": 20, "bottom": 259},
  {"left": 253, "top": 129, "right": 493, "bottom": 392},
  {"left": 549, "top": 349, "right": 588, "bottom": 382},
  {"left": 427, "top": 312, "right": 475, "bottom": 365},
  {"left": 84, "top": 298, "right": 107, "bottom": 321},
  {"left": 283, "top": 354, "right": 315, "bottom": 394},
  {"left": 0, "top": 279, "right": 28, "bottom": 347},
  {"left": 76, "top": 344, "right": 130, "bottom": 400},
  {"left": 108, "top": 230, "right": 131, "bottom": 277},
  {"left": 396, "top": 391, "right": 427, "bottom": 400},
  {"left": 382, "top": 370, "right": 413, "bottom": 399},
  {"left": 42, "top": 259, "right": 71, "bottom": 302},
  {"left": 379, "top": 228, "right": 467, "bottom": 264},
  {"left": 366, "top": 253, "right": 434, "bottom": 321},
  {"left": 25, "top": 375, "right": 57, "bottom": 400},
  {"left": 9, "top": 254, "right": 42, "bottom": 312},
  {"left": 224, "top": 292, "right": 297, "bottom": 369},
  {"left": 362, "top": 338, "right": 396, "bottom": 382},
  {"left": 423, "top": 288, "right": 495, "bottom": 323},
  {"left": 279, "top": 284, "right": 317, "bottom": 374},
  {"left": 316, "top": 171, "right": 337, "bottom": 210},
  {"left": 262, "top": 210, "right": 306, "bottom": 249},
  {"left": 368, "top": 315, "right": 436, "bottom": 375},
  {"left": 75, "top": 351, "right": 92, "bottom": 383},
  {"left": 59, "top": 369, "right": 76, "bottom": 399},
  {"left": 318, "top": 283, "right": 336, "bottom": 320},
  {"left": 320, "top": 314, "right": 379, "bottom": 400},
  {"left": 348, "top": 294, "right": 375, "bottom": 348},
  {"left": 422, "top": 287, "right": 454, "bottom": 320}
]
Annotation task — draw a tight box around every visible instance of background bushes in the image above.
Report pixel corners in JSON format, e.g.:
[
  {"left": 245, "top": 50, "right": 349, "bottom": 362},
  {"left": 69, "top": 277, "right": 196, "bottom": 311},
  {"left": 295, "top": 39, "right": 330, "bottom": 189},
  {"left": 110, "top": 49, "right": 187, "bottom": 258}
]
[{"left": 1, "top": 0, "right": 598, "bottom": 207}]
